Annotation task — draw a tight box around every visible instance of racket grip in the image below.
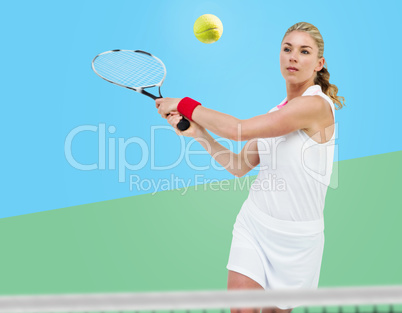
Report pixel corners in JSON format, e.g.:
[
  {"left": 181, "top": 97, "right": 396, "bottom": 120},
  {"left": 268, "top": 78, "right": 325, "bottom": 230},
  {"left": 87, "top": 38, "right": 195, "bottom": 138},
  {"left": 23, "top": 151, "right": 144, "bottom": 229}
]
[{"left": 177, "top": 117, "right": 190, "bottom": 131}]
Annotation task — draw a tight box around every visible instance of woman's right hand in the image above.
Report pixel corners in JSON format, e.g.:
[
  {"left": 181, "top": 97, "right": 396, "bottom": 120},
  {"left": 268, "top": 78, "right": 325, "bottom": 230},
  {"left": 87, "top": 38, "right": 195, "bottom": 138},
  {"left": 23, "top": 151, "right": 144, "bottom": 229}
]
[{"left": 167, "top": 111, "right": 205, "bottom": 138}]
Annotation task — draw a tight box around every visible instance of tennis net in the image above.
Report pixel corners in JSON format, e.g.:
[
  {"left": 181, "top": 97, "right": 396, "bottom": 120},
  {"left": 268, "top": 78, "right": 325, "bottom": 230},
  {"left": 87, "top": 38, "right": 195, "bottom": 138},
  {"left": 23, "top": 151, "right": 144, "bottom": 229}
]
[{"left": 0, "top": 285, "right": 401, "bottom": 313}]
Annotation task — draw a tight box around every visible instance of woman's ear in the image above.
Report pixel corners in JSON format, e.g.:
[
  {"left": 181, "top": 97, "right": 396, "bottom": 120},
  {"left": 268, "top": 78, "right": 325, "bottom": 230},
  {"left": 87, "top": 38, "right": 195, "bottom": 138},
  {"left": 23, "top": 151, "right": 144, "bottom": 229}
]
[{"left": 315, "top": 57, "right": 325, "bottom": 72}]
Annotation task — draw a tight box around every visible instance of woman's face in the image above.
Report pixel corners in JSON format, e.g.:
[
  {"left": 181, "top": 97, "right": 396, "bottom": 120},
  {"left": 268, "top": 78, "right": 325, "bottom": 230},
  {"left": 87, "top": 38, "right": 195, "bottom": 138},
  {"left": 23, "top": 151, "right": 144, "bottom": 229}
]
[{"left": 280, "top": 31, "right": 324, "bottom": 86}]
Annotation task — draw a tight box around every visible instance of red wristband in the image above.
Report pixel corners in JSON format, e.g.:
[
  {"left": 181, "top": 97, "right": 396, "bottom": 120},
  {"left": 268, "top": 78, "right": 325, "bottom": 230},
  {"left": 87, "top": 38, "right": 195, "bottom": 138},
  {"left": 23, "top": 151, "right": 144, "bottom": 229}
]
[{"left": 177, "top": 97, "right": 202, "bottom": 121}]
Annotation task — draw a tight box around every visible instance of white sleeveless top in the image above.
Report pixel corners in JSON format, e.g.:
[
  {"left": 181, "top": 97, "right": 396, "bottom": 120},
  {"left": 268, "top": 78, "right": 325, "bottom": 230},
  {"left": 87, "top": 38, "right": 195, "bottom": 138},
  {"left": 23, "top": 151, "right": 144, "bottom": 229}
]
[{"left": 247, "top": 85, "right": 336, "bottom": 221}]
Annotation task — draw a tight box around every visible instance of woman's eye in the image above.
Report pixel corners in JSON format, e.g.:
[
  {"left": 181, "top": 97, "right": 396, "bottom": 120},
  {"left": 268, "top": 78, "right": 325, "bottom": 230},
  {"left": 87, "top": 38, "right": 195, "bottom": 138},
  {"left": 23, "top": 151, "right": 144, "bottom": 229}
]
[{"left": 283, "top": 47, "right": 309, "bottom": 54}]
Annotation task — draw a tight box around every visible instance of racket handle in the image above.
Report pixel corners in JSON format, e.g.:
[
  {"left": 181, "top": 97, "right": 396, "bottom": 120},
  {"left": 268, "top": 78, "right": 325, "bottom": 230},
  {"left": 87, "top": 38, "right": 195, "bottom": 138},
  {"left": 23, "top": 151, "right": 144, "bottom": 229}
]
[{"left": 177, "top": 117, "right": 190, "bottom": 131}]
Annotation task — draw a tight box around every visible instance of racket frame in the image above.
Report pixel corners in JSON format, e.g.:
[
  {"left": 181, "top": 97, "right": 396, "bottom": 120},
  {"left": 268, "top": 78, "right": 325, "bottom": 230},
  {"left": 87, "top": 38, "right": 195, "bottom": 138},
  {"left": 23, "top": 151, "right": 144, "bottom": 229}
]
[{"left": 91, "top": 49, "right": 166, "bottom": 100}]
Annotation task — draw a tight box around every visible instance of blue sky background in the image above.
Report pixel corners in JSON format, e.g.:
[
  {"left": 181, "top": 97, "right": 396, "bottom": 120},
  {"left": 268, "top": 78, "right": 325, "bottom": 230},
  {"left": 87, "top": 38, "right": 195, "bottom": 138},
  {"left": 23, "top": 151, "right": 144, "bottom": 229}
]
[{"left": 1, "top": 0, "right": 401, "bottom": 218}]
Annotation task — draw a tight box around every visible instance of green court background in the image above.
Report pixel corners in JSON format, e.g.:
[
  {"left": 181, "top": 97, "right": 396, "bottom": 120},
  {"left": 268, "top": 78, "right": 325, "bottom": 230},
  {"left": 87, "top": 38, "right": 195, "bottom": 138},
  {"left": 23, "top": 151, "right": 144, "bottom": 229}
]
[{"left": 0, "top": 150, "right": 401, "bottom": 295}]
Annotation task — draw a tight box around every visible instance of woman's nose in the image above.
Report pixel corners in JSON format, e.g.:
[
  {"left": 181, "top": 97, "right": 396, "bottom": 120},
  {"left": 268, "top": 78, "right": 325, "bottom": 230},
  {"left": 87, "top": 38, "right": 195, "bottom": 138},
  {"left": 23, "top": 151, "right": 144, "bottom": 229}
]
[{"left": 289, "top": 52, "right": 297, "bottom": 62}]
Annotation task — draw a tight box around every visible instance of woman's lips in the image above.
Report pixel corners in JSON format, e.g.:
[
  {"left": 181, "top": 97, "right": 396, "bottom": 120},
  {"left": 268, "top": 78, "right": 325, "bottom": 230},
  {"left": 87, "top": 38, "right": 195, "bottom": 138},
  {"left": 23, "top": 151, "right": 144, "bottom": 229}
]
[{"left": 287, "top": 67, "right": 299, "bottom": 72}]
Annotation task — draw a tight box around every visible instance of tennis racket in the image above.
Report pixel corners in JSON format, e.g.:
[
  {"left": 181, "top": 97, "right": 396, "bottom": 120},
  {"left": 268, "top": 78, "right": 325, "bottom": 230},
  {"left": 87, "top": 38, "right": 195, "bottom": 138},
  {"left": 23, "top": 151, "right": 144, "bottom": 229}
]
[{"left": 92, "top": 49, "right": 190, "bottom": 131}]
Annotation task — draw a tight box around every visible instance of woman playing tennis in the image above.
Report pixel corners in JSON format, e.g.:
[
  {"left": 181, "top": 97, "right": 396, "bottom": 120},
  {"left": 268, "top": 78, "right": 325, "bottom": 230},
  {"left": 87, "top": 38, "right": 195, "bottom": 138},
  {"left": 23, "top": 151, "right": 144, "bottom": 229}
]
[{"left": 156, "top": 22, "right": 345, "bottom": 313}]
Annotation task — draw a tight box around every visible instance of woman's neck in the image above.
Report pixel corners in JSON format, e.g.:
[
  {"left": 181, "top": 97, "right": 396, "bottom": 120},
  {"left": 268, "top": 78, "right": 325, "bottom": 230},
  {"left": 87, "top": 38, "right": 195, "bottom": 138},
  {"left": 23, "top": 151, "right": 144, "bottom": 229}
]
[{"left": 286, "top": 81, "right": 315, "bottom": 101}]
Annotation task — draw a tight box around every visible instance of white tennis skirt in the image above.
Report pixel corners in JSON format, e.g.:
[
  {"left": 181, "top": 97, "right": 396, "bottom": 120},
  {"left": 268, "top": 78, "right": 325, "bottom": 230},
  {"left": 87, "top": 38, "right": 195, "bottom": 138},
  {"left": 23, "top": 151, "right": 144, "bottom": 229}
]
[{"left": 226, "top": 198, "right": 325, "bottom": 309}]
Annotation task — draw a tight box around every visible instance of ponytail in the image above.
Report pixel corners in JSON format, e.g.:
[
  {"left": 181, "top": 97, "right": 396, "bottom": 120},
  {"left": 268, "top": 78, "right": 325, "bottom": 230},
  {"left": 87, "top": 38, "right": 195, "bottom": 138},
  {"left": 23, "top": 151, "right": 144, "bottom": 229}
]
[{"left": 315, "top": 65, "right": 345, "bottom": 110}]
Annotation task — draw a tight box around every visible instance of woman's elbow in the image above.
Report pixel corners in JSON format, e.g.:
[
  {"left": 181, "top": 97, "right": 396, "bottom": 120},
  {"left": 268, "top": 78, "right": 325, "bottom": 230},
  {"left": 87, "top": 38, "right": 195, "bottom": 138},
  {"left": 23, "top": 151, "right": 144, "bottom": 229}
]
[
  {"left": 232, "top": 171, "right": 243, "bottom": 178},
  {"left": 231, "top": 168, "right": 247, "bottom": 178},
  {"left": 234, "top": 172, "right": 245, "bottom": 178}
]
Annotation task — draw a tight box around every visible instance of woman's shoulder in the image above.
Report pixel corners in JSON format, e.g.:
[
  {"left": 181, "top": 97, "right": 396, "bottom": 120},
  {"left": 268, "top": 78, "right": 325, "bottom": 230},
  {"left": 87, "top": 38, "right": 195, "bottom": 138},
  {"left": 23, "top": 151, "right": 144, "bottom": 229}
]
[{"left": 302, "top": 85, "right": 335, "bottom": 112}]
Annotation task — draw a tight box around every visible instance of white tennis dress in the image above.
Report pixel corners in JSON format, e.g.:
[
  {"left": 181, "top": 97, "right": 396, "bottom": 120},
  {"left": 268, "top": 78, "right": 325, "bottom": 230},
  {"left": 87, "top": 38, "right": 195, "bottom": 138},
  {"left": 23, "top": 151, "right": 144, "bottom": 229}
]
[{"left": 227, "top": 85, "right": 336, "bottom": 309}]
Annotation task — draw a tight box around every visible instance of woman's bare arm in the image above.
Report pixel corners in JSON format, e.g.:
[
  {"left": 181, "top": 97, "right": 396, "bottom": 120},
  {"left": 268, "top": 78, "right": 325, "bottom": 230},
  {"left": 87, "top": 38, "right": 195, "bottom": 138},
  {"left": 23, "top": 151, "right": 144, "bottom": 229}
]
[{"left": 194, "top": 128, "right": 260, "bottom": 177}]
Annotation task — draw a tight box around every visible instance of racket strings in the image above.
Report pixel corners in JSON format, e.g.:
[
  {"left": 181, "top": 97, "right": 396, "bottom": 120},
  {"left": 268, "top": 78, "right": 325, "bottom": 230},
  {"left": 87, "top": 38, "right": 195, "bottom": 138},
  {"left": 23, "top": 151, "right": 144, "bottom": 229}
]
[
  {"left": 108, "top": 53, "right": 162, "bottom": 84},
  {"left": 98, "top": 52, "right": 164, "bottom": 86},
  {"left": 97, "top": 53, "right": 163, "bottom": 87},
  {"left": 93, "top": 51, "right": 165, "bottom": 88}
]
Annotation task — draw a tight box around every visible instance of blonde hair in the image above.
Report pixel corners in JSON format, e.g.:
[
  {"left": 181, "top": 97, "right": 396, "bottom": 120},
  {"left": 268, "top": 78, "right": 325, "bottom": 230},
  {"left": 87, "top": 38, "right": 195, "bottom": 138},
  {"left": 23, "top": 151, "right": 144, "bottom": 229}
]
[{"left": 282, "top": 22, "right": 345, "bottom": 110}]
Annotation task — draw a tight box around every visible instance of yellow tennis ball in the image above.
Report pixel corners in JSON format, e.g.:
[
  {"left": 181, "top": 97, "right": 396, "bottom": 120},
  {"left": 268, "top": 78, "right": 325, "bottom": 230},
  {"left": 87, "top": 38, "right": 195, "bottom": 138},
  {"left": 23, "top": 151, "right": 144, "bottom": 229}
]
[{"left": 193, "top": 14, "right": 223, "bottom": 44}]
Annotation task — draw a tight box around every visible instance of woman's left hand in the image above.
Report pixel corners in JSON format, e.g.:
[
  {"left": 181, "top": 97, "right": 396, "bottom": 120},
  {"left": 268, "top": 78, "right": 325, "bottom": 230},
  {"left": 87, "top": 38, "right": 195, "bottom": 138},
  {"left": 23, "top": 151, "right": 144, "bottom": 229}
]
[{"left": 155, "top": 97, "right": 182, "bottom": 118}]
